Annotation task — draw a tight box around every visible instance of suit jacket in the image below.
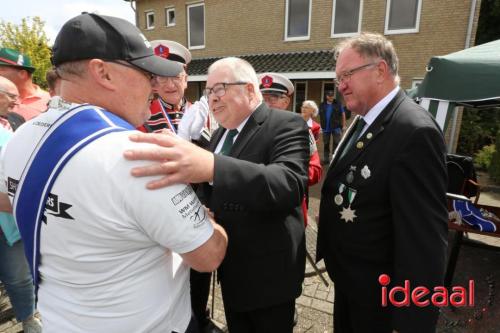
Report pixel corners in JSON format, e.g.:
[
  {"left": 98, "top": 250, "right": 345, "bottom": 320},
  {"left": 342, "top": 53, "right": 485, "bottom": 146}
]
[
  {"left": 199, "top": 103, "right": 309, "bottom": 312},
  {"left": 316, "top": 90, "right": 448, "bottom": 332}
]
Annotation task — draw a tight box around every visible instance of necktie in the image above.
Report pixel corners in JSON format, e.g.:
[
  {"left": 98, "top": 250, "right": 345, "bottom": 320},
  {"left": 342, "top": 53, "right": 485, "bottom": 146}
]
[
  {"left": 339, "top": 118, "right": 366, "bottom": 160},
  {"left": 219, "top": 129, "right": 239, "bottom": 155}
]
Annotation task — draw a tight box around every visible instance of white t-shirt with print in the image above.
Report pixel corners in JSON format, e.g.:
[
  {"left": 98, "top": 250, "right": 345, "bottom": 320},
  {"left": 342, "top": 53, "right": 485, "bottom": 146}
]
[{"left": 0, "top": 105, "right": 213, "bottom": 333}]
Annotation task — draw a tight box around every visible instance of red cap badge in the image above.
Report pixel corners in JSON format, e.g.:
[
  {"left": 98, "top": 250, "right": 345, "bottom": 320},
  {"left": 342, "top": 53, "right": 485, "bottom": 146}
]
[
  {"left": 154, "top": 44, "right": 170, "bottom": 59},
  {"left": 261, "top": 75, "right": 273, "bottom": 88}
]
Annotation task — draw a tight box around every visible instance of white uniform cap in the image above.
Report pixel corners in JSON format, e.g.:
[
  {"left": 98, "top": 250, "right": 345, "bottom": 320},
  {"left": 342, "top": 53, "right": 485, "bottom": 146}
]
[
  {"left": 258, "top": 72, "right": 294, "bottom": 95},
  {"left": 150, "top": 40, "right": 192, "bottom": 65}
]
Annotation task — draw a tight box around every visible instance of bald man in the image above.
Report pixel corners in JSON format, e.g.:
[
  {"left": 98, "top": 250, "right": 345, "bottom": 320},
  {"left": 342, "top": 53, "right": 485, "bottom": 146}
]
[{"left": 0, "top": 76, "right": 20, "bottom": 130}]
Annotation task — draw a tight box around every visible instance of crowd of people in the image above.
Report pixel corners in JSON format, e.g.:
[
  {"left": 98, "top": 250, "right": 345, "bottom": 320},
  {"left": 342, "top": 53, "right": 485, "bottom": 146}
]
[{"left": 0, "top": 12, "right": 448, "bottom": 333}]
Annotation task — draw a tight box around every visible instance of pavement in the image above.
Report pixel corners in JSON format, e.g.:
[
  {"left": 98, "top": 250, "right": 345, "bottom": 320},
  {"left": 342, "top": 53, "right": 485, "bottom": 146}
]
[{"left": 1, "top": 172, "right": 499, "bottom": 332}]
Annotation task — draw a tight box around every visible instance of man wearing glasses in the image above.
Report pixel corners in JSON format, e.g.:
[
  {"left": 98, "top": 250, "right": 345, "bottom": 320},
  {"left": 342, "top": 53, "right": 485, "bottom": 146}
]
[
  {"left": 316, "top": 33, "right": 447, "bottom": 333},
  {"left": 138, "top": 40, "right": 191, "bottom": 134},
  {"left": 0, "top": 48, "right": 50, "bottom": 121},
  {"left": 0, "top": 13, "right": 228, "bottom": 333},
  {"left": 125, "top": 57, "right": 309, "bottom": 332},
  {"left": 0, "top": 76, "right": 19, "bottom": 130}
]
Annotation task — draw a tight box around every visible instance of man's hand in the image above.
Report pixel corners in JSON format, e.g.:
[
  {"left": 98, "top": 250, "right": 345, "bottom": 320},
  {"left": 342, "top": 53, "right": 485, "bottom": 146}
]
[{"left": 124, "top": 131, "right": 214, "bottom": 189}]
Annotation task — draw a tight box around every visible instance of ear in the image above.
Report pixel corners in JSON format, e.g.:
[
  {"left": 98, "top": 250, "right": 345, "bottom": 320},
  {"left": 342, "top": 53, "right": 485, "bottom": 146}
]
[
  {"left": 87, "top": 59, "right": 116, "bottom": 91},
  {"left": 376, "top": 60, "right": 390, "bottom": 83}
]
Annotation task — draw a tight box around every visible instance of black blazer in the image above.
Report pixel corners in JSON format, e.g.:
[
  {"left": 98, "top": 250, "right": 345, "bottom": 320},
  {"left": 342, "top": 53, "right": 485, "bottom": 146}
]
[
  {"left": 317, "top": 90, "right": 448, "bottom": 332},
  {"left": 199, "top": 103, "right": 309, "bottom": 312}
]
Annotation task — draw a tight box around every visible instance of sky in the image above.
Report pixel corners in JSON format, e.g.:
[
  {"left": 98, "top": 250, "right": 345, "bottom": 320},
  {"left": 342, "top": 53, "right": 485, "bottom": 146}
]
[{"left": 1, "top": 0, "right": 136, "bottom": 44}]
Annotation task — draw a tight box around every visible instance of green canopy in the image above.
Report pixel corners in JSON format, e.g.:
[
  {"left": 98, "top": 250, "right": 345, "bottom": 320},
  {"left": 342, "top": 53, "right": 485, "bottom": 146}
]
[{"left": 417, "top": 39, "right": 500, "bottom": 108}]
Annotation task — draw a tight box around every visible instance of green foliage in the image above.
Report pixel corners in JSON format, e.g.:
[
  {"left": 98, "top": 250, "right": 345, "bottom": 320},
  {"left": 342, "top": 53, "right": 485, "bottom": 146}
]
[
  {"left": 475, "top": 0, "right": 500, "bottom": 45},
  {"left": 0, "top": 17, "right": 52, "bottom": 89},
  {"left": 474, "top": 144, "right": 495, "bottom": 170},
  {"left": 489, "top": 131, "right": 500, "bottom": 184},
  {"left": 457, "top": 108, "right": 500, "bottom": 157}
]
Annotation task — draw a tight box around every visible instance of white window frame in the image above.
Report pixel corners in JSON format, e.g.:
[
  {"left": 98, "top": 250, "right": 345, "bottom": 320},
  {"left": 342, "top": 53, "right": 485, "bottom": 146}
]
[
  {"left": 331, "top": 0, "right": 363, "bottom": 38},
  {"left": 145, "top": 11, "right": 155, "bottom": 30},
  {"left": 165, "top": 7, "right": 176, "bottom": 27},
  {"left": 187, "top": 3, "right": 205, "bottom": 50},
  {"left": 411, "top": 78, "right": 423, "bottom": 89},
  {"left": 293, "top": 81, "right": 308, "bottom": 113},
  {"left": 284, "top": 0, "right": 312, "bottom": 41},
  {"left": 384, "top": 0, "right": 422, "bottom": 35}
]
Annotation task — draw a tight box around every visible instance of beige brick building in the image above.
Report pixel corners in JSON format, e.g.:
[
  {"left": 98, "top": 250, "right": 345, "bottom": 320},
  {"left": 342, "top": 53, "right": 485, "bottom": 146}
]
[{"left": 126, "top": 0, "right": 481, "bottom": 112}]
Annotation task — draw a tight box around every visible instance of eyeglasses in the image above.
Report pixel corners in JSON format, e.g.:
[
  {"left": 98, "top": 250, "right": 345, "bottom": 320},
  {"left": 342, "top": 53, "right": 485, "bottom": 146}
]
[
  {"left": 155, "top": 74, "right": 185, "bottom": 85},
  {"left": 334, "top": 62, "right": 378, "bottom": 87},
  {"left": 105, "top": 60, "right": 156, "bottom": 82},
  {"left": 0, "top": 88, "right": 19, "bottom": 101},
  {"left": 263, "top": 93, "right": 287, "bottom": 104},
  {"left": 203, "top": 82, "right": 248, "bottom": 98}
]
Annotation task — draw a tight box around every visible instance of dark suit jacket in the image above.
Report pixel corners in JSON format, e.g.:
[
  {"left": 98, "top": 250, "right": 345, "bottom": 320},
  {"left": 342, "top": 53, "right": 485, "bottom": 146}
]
[
  {"left": 199, "top": 103, "right": 309, "bottom": 312},
  {"left": 317, "top": 90, "right": 448, "bottom": 333}
]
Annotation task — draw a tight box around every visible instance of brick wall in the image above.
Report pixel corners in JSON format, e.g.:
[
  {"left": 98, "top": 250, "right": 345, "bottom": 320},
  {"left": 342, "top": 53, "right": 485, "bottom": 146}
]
[{"left": 135, "top": 0, "right": 481, "bottom": 89}]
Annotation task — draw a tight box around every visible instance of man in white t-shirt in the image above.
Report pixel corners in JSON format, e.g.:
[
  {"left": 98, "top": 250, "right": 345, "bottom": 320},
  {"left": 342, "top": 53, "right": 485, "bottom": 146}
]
[{"left": 0, "top": 13, "right": 227, "bottom": 333}]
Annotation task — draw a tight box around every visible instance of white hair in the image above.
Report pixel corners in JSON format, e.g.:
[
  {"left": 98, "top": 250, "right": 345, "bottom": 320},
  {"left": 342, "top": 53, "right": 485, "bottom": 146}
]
[
  {"left": 302, "top": 100, "right": 318, "bottom": 117},
  {"left": 208, "top": 57, "right": 262, "bottom": 100}
]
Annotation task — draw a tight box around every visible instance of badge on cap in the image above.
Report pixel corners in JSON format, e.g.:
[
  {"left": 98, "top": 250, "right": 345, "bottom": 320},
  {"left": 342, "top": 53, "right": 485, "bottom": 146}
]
[
  {"left": 17, "top": 55, "right": 24, "bottom": 66},
  {"left": 261, "top": 75, "right": 273, "bottom": 88},
  {"left": 154, "top": 44, "right": 170, "bottom": 59}
]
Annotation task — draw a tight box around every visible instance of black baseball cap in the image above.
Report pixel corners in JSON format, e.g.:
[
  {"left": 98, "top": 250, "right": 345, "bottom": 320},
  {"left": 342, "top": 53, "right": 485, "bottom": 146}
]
[{"left": 52, "top": 13, "right": 182, "bottom": 77}]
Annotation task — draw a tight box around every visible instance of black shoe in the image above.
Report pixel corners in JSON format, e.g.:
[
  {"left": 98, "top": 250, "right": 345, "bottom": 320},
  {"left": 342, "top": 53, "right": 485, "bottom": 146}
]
[{"left": 202, "top": 320, "right": 224, "bottom": 333}]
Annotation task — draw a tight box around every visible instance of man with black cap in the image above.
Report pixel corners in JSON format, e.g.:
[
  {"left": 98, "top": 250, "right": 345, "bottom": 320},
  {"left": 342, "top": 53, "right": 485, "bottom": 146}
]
[
  {"left": 319, "top": 90, "right": 346, "bottom": 164},
  {"left": 0, "top": 13, "right": 227, "bottom": 333},
  {"left": 0, "top": 48, "right": 50, "bottom": 121}
]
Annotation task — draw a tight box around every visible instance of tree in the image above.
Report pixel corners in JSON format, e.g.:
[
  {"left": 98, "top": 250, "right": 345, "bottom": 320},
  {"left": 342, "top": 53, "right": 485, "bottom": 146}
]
[{"left": 0, "top": 16, "right": 52, "bottom": 88}]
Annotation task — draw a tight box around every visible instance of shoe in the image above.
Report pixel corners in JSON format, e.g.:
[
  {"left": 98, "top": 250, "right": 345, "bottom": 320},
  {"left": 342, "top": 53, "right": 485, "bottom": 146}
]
[
  {"left": 22, "top": 315, "right": 42, "bottom": 333},
  {"left": 203, "top": 319, "right": 224, "bottom": 333}
]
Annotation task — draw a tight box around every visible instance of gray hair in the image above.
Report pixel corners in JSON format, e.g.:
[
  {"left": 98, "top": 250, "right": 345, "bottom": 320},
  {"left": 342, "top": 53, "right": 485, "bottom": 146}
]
[
  {"left": 208, "top": 57, "right": 262, "bottom": 100},
  {"left": 55, "top": 60, "right": 89, "bottom": 79},
  {"left": 335, "top": 32, "right": 400, "bottom": 84},
  {"left": 302, "top": 100, "right": 318, "bottom": 117}
]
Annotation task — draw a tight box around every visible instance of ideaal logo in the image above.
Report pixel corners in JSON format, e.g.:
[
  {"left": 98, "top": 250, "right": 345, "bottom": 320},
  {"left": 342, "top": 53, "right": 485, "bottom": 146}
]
[{"left": 379, "top": 274, "right": 474, "bottom": 307}]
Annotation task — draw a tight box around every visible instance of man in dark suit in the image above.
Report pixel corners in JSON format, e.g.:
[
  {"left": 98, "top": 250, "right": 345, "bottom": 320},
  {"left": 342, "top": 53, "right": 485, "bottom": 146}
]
[
  {"left": 316, "top": 33, "right": 448, "bottom": 333},
  {"left": 124, "top": 57, "right": 309, "bottom": 332}
]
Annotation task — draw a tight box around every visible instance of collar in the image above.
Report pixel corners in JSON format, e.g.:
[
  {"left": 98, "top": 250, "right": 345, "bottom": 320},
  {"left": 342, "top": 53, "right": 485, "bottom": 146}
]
[
  {"left": 306, "top": 118, "right": 313, "bottom": 127},
  {"left": 159, "top": 97, "right": 186, "bottom": 111},
  {"left": 360, "top": 86, "right": 399, "bottom": 134}
]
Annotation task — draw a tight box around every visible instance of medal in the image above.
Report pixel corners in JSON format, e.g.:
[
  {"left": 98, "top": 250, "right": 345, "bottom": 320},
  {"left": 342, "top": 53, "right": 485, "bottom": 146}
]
[
  {"left": 346, "top": 166, "right": 356, "bottom": 184},
  {"left": 340, "top": 187, "right": 358, "bottom": 223},
  {"left": 334, "top": 194, "right": 343, "bottom": 206},
  {"left": 361, "top": 165, "right": 371, "bottom": 179},
  {"left": 356, "top": 141, "right": 364, "bottom": 149},
  {"left": 334, "top": 183, "right": 346, "bottom": 206},
  {"left": 366, "top": 132, "right": 373, "bottom": 139}
]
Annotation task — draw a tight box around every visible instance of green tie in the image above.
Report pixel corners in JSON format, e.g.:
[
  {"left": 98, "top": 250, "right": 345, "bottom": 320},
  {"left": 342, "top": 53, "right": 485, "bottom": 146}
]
[
  {"left": 339, "top": 118, "right": 366, "bottom": 160},
  {"left": 219, "top": 129, "right": 239, "bottom": 155}
]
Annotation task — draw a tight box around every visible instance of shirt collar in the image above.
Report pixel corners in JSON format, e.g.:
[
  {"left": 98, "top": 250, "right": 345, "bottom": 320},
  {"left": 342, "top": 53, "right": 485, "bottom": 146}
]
[{"left": 362, "top": 86, "right": 400, "bottom": 128}]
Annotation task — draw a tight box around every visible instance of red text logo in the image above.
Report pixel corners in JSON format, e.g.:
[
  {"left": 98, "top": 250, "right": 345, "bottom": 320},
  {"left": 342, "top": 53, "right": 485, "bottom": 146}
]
[{"left": 379, "top": 274, "right": 474, "bottom": 307}]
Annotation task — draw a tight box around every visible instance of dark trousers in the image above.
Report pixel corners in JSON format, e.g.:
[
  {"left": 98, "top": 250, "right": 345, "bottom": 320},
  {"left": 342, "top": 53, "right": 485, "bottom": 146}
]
[
  {"left": 322, "top": 131, "right": 342, "bottom": 162},
  {"left": 190, "top": 269, "right": 212, "bottom": 329},
  {"left": 172, "top": 313, "right": 200, "bottom": 333},
  {"left": 333, "top": 286, "right": 391, "bottom": 333},
  {"left": 224, "top": 300, "right": 295, "bottom": 333}
]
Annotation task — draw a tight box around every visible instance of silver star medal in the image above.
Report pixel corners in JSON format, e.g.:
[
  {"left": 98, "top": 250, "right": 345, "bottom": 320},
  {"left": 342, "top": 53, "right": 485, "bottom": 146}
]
[
  {"left": 340, "top": 206, "right": 357, "bottom": 223},
  {"left": 340, "top": 187, "right": 357, "bottom": 223},
  {"left": 334, "top": 183, "right": 345, "bottom": 206},
  {"left": 361, "top": 165, "right": 371, "bottom": 179}
]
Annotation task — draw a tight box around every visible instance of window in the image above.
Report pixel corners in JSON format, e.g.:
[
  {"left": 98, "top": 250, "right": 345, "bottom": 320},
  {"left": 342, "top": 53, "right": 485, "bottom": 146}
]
[
  {"left": 385, "top": 0, "right": 422, "bottom": 34},
  {"left": 145, "top": 11, "right": 155, "bottom": 30},
  {"left": 331, "top": 0, "right": 363, "bottom": 37},
  {"left": 285, "top": 0, "right": 311, "bottom": 41},
  {"left": 166, "top": 8, "right": 175, "bottom": 27},
  {"left": 293, "top": 82, "right": 307, "bottom": 113},
  {"left": 187, "top": 3, "right": 205, "bottom": 49}
]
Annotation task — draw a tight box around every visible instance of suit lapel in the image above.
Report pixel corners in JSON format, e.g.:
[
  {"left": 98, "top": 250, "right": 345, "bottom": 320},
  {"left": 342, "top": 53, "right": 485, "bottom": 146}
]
[
  {"left": 325, "top": 90, "right": 406, "bottom": 182},
  {"left": 229, "top": 103, "right": 268, "bottom": 158},
  {"left": 208, "top": 127, "right": 225, "bottom": 153}
]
